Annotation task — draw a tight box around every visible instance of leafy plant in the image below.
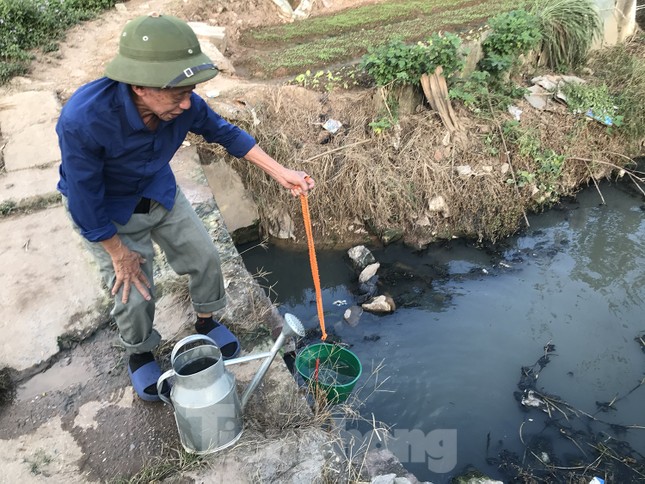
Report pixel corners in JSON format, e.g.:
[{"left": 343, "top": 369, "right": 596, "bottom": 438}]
[
  {"left": 449, "top": 70, "right": 491, "bottom": 112},
  {"left": 369, "top": 98, "right": 399, "bottom": 135},
  {"left": 531, "top": 0, "right": 601, "bottom": 71},
  {"left": 589, "top": 40, "right": 645, "bottom": 145},
  {"left": 449, "top": 70, "right": 528, "bottom": 112},
  {"left": 503, "top": 121, "right": 566, "bottom": 203},
  {"left": 360, "top": 32, "right": 463, "bottom": 87},
  {"left": 561, "top": 82, "right": 622, "bottom": 127},
  {"left": 480, "top": 9, "right": 542, "bottom": 77},
  {"left": 369, "top": 117, "right": 395, "bottom": 135}
]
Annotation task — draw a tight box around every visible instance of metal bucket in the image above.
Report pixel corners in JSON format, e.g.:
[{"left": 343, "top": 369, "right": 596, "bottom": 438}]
[{"left": 157, "top": 335, "right": 243, "bottom": 454}]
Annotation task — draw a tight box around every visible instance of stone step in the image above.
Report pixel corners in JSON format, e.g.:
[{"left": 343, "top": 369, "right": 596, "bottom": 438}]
[{"left": 0, "top": 206, "right": 105, "bottom": 372}]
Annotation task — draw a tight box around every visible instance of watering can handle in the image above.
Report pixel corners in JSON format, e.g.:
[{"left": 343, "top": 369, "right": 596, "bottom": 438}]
[
  {"left": 157, "top": 369, "right": 174, "bottom": 405},
  {"left": 170, "top": 334, "right": 218, "bottom": 365}
]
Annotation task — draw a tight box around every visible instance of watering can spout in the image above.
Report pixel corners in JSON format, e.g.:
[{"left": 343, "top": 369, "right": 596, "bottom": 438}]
[{"left": 225, "top": 313, "right": 305, "bottom": 410}]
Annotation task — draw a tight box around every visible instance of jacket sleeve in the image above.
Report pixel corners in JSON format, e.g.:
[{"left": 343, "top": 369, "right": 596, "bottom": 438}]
[
  {"left": 57, "top": 120, "right": 117, "bottom": 242},
  {"left": 188, "top": 95, "right": 257, "bottom": 158}
]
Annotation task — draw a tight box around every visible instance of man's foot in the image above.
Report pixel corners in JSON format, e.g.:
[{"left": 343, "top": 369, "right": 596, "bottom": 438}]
[
  {"left": 128, "top": 352, "right": 169, "bottom": 401},
  {"left": 195, "top": 317, "right": 241, "bottom": 359}
]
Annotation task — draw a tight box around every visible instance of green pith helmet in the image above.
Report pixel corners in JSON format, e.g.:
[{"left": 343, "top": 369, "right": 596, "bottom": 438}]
[{"left": 105, "top": 14, "right": 218, "bottom": 88}]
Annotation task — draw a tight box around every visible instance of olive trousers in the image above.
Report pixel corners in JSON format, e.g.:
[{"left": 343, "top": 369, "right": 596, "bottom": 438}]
[{"left": 65, "top": 187, "right": 226, "bottom": 354}]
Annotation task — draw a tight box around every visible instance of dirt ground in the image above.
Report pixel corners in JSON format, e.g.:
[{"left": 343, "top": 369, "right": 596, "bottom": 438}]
[{"left": 22, "top": 0, "right": 378, "bottom": 101}]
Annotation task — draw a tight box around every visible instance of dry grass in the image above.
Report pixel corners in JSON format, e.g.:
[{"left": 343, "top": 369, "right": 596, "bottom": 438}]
[{"left": 198, "top": 84, "right": 632, "bottom": 247}]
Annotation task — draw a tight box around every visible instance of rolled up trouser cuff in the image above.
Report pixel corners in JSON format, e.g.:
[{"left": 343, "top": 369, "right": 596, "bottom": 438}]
[
  {"left": 192, "top": 294, "right": 227, "bottom": 314},
  {"left": 119, "top": 329, "right": 162, "bottom": 355}
]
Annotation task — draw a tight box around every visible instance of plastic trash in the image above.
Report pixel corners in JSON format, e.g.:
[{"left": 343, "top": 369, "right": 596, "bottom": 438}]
[
  {"left": 586, "top": 109, "right": 614, "bottom": 126},
  {"left": 589, "top": 478, "right": 604, "bottom": 484},
  {"left": 322, "top": 119, "right": 342, "bottom": 133},
  {"left": 508, "top": 105, "right": 523, "bottom": 121}
]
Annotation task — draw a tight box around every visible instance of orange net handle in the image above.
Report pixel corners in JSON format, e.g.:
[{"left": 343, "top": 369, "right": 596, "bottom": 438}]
[{"left": 300, "top": 193, "right": 327, "bottom": 341}]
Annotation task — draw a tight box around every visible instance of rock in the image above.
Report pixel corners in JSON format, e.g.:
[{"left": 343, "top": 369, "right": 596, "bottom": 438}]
[
  {"left": 348, "top": 245, "right": 376, "bottom": 270},
  {"left": 381, "top": 228, "right": 403, "bottom": 245},
  {"left": 427, "top": 195, "right": 450, "bottom": 218},
  {"left": 202, "top": 159, "right": 260, "bottom": 243},
  {"left": 524, "top": 84, "right": 549, "bottom": 110},
  {"left": 343, "top": 306, "right": 363, "bottom": 326},
  {"left": 363, "top": 449, "right": 424, "bottom": 483},
  {"left": 358, "top": 275, "right": 379, "bottom": 298},
  {"left": 371, "top": 474, "right": 397, "bottom": 484},
  {"left": 361, "top": 295, "right": 395, "bottom": 314},
  {"left": 359, "top": 262, "right": 380, "bottom": 283},
  {"left": 266, "top": 208, "right": 295, "bottom": 240}
]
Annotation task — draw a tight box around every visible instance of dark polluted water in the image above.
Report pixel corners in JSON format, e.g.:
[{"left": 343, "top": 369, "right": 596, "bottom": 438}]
[{"left": 238, "top": 181, "right": 645, "bottom": 483}]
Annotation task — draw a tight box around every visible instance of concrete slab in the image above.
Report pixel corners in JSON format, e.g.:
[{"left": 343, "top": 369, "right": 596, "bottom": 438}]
[
  {"left": 203, "top": 160, "right": 259, "bottom": 234},
  {"left": 0, "top": 165, "right": 60, "bottom": 205},
  {"left": 0, "top": 207, "right": 105, "bottom": 372},
  {"left": 0, "top": 416, "right": 86, "bottom": 483},
  {"left": 170, "top": 144, "right": 214, "bottom": 205},
  {"left": 187, "top": 22, "right": 227, "bottom": 52},
  {"left": 4, "top": 120, "right": 60, "bottom": 171},
  {"left": 0, "top": 90, "right": 60, "bottom": 137}
]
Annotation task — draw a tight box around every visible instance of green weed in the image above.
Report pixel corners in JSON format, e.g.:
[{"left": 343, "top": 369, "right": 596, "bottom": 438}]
[
  {"left": 479, "top": 9, "right": 542, "bottom": 77},
  {"left": 360, "top": 33, "right": 463, "bottom": 87}
]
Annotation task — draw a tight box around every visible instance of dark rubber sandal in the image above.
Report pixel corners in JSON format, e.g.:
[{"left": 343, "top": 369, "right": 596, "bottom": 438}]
[
  {"left": 206, "top": 323, "right": 241, "bottom": 360},
  {"left": 128, "top": 360, "right": 165, "bottom": 402}
]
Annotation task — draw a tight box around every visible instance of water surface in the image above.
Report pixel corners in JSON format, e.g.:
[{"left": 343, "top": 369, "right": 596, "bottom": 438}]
[{"left": 239, "top": 181, "right": 645, "bottom": 482}]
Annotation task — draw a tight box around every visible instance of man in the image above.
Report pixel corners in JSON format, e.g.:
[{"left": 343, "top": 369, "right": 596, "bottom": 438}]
[{"left": 56, "top": 13, "right": 314, "bottom": 401}]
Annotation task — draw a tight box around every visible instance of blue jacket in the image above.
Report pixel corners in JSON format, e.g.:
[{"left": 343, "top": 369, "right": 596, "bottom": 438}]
[{"left": 57, "top": 78, "right": 256, "bottom": 242}]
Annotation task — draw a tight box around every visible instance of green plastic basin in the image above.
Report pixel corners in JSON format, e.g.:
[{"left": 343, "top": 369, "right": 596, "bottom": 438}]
[{"left": 295, "top": 343, "right": 362, "bottom": 403}]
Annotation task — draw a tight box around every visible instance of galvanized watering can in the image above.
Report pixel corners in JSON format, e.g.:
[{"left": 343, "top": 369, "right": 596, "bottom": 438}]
[{"left": 157, "top": 313, "right": 305, "bottom": 454}]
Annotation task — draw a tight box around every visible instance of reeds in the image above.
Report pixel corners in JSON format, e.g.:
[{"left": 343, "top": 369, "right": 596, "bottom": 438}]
[{"left": 532, "top": 0, "right": 602, "bottom": 70}]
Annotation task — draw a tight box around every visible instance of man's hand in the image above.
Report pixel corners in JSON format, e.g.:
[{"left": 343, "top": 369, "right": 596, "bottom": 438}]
[
  {"left": 101, "top": 235, "right": 151, "bottom": 303},
  {"left": 244, "top": 145, "right": 315, "bottom": 196}
]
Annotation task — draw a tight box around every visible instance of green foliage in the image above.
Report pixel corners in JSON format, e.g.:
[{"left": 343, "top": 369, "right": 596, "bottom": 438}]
[
  {"left": 368, "top": 97, "right": 399, "bottom": 134},
  {"left": 480, "top": 9, "right": 542, "bottom": 77},
  {"left": 531, "top": 0, "right": 601, "bottom": 71},
  {"left": 589, "top": 41, "right": 645, "bottom": 145},
  {"left": 449, "top": 70, "right": 528, "bottom": 112},
  {"left": 360, "top": 33, "right": 463, "bottom": 87},
  {"left": 369, "top": 116, "right": 396, "bottom": 135},
  {"left": 0, "top": 0, "right": 116, "bottom": 85},
  {"left": 0, "top": 200, "right": 17, "bottom": 216},
  {"left": 449, "top": 70, "right": 491, "bottom": 112},
  {"left": 561, "top": 82, "right": 622, "bottom": 128},
  {"left": 502, "top": 121, "right": 565, "bottom": 203}
]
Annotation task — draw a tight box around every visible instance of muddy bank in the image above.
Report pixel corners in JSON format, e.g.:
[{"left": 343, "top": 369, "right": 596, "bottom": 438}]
[{"left": 198, "top": 81, "right": 635, "bottom": 250}]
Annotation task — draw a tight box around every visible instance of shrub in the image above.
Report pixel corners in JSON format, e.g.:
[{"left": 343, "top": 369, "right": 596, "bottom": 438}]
[
  {"left": 360, "top": 32, "right": 463, "bottom": 87},
  {"left": 561, "top": 82, "right": 622, "bottom": 127},
  {"left": 479, "top": 9, "right": 542, "bottom": 77},
  {"left": 589, "top": 39, "right": 645, "bottom": 145},
  {"left": 531, "top": 0, "right": 601, "bottom": 71}
]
